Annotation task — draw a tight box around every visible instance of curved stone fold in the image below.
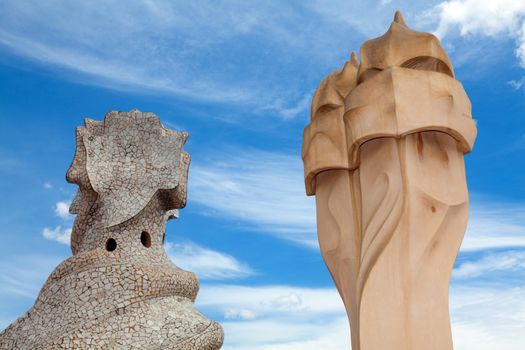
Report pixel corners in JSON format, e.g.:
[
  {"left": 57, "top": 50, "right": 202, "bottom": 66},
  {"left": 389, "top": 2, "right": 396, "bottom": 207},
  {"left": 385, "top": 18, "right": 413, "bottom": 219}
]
[{"left": 302, "top": 11, "right": 476, "bottom": 350}]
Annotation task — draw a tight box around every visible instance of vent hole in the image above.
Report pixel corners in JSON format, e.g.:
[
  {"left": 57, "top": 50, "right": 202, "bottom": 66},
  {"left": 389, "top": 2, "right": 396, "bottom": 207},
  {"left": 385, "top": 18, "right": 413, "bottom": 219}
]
[
  {"left": 106, "top": 238, "right": 117, "bottom": 252},
  {"left": 141, "top": 231, "right": 151, "bottom": 248}
]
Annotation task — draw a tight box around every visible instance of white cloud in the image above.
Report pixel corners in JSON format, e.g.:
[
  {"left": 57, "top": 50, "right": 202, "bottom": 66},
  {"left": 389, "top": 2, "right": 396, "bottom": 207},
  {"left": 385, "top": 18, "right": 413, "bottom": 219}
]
[
  {"left": 42, "top": 201, "right": 74, "bottom": 245},
  {"left": 431, "top": 0, "right": 525, "bottom": 38},
  {"left": 39, "top": 200, "right": 74, "bottom": 246},
  {"left": 191, "top": 148, "right": 525, "bottom": 251},
  {"left": 518, "top": 22, "right": 525, "bottom": 65},
  {"left": 0, "top": 0, "right": 366, "bottom": 119},
  {"left": 453, "top": 250, "right": 525, "bottom": 278},
  {"left": 508, "top": 76, "right": 525, "bottom": 90},
  {"left": 1, "top": 0, "right": 523, "bottom": 117},
  {"left": 463, "top": 199, "right": 525, "bottom": 251},
  {"left": 198, "top": 285, "right": 345, "bottom": 318},
  {"left": 451, "top": 286, "right": 525, "bottom": 350},
  {"left": 305, "top": 0, "right": 403, "bottom": 38},
  {"left": 43, "top": 182, "right": 52, "bottom": 189},
  {"left": 165, "top": 242, "right": 254, "bottom": 280},
  {"left": 224, "top": 308, "right": 259, "bottom": 320},
  {"left": 196, "top": 283, "right": 525, "bottom": 349},
  {"left": 261, "top": 92, "right": 313, "bottom": 120},
  {"left": 197, "top": 284, "right": 350, "bottom": 349},
  {"left": 54, "top": 201, "right": 71, "bottom": 220},
  {"left": 221, "top": 316, "right": 350, "bottom": 350},
  {"left": 1, "top": 253, "right": 524, "bottom": 349},
  {"left": 42, "top": 225, "right": 71, "bottom": 245},
  {"left": 190, "top": 149, "right": 317, "bottom": 247},
  {"left": 267, "top": 292, "right": 303, "bottom": 310},
  {"left": 426, "top": 0, "right": 525, "bottom": 67},
  {"left": 0, "top": 1, "right": 255, "bottom": 104}
]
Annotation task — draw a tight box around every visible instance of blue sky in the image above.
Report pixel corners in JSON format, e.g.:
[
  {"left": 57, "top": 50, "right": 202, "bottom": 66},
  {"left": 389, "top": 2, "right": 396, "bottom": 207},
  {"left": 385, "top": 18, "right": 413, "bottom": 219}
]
[{"left": 0, "top": 0, "right": 524, "bottom": 348}]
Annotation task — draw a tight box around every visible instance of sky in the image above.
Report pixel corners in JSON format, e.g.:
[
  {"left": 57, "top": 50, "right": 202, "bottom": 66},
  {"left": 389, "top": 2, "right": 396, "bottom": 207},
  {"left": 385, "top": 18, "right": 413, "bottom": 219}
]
[{"left": 0, "top": 0, "right": 524, "bottom": 349}]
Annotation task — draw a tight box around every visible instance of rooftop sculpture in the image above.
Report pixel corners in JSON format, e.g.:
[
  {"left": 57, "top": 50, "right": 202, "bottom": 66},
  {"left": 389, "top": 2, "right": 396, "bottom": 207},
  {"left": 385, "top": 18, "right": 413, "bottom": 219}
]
[
  {"left": 0, "top": 110, "right": 224, "bottom": 349},
  {"left": 302, "top": 12, "right": 477, "bottom": 349}
]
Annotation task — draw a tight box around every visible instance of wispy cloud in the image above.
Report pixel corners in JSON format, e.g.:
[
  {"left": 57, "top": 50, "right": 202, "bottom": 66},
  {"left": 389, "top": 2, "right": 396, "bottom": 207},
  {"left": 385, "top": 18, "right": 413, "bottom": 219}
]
[
  {"left": 1, "top": 0, "right": 522, "bottom": 119},
  {"left": 198, "top": 284, "right": 350, "bottom": 349},
  {"left": 260, "top": 91, "right": 313, "bottom": 120},
  {"left": 451, "top": 285, "right": 525, "bottom": 350},
  {"left": 196, "top": 282, "right": 525, "bottom": 349},
  {"left": 0, "top": 0, "right": 367, "bottom": 120},
  {"left": 198, "top": 285, "right": 345, "bottom": 320},
  {"left": 453, "top": 250, "right": 525, "bottom": 278},
  {"left": 0, "top": 255, "right": 63, "bottom": 300},
  {"left": 42, "top": 225, "right": 71, "bottom": 245},
  {"left": 221, "top": 316, "right": 350, "bottom": 350},
  {"left": 508, "top": 76, "right": 525, "bottom": 90},
  {"left": 224, "top": 308, "right": 259, "bottom": 321},
  {"left": 165, "top": 241, "right": 255, "bottom": 280},
  {"left": 519, "top": 22, "right": 525, "bottom": 67},
  {"left": 190, "top": 148, "right": 525, "bottom": 251},
  {"left": 1, "top": 251, "right": 523, "bottom": 349},
  {"left": 0, "top": 149, "right": 25, "bottom": 174},
  {"left": 463, "top": 199, "right": 525, "bottom": 251},
  {"left": 0, "top": 2, "right": 254, "bottom": 103},
  {"left": 305, "top": 0, "right": 410, "bottom": 39},
  {"left": 2, "top": 0, "right": 521, "bottom": 119},
  {"left": 190, "top": 149, "right": 317, "bottom": 247}
]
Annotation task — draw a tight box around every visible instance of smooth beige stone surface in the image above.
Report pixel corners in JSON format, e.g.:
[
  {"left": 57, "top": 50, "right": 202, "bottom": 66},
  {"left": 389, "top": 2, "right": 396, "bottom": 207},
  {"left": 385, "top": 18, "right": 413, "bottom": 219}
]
[
  {"left": 303, "top": 53, "right": 358, "bottom": 195},
  {"left": 303, "top": 11, "right": 476, "bottom": 350},
  {"left": 0, "top": 110, "right": 223, "bottom": 349}
]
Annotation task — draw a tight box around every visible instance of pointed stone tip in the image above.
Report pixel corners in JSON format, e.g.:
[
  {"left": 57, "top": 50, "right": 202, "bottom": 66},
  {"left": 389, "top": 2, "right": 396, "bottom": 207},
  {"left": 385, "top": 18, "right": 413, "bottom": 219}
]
[
  {"left": 350, "top": 51, "right": 358, "bottom": 66},
  {"left": 394, "top": 10, "right": 407, "bottom": 27}
]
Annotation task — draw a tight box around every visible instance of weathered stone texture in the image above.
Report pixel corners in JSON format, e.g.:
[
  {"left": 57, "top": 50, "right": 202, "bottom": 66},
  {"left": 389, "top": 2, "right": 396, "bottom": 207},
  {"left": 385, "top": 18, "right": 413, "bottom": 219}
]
[{"left": 0, "top": 110, "right": 223, "bottom": 349}]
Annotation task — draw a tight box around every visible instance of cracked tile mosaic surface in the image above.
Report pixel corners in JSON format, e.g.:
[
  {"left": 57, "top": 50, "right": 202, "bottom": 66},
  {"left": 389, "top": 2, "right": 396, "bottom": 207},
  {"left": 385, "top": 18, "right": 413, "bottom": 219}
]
[{"left": 0, "top": 110, "right": 224, "bottom": 349}]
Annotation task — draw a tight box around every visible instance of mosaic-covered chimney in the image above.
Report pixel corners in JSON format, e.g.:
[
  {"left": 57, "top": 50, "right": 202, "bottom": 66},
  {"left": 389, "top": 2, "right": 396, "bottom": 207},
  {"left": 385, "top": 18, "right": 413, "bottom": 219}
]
[
  {"left": 302, "top": 12, "right": 477, "bottom": 349},
  {"left": 0, "top": 110, "right": 224, "bottom": 349}
]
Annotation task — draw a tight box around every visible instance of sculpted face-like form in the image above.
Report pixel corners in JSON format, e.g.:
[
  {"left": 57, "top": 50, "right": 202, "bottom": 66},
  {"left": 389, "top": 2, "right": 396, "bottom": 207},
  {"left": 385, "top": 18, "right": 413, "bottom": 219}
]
[
  {"left": 302, "top": 12, "right": 476, "bottom": 350},
  {"left": 0, "top": 110, "right": 223, "bottom": 349}
]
